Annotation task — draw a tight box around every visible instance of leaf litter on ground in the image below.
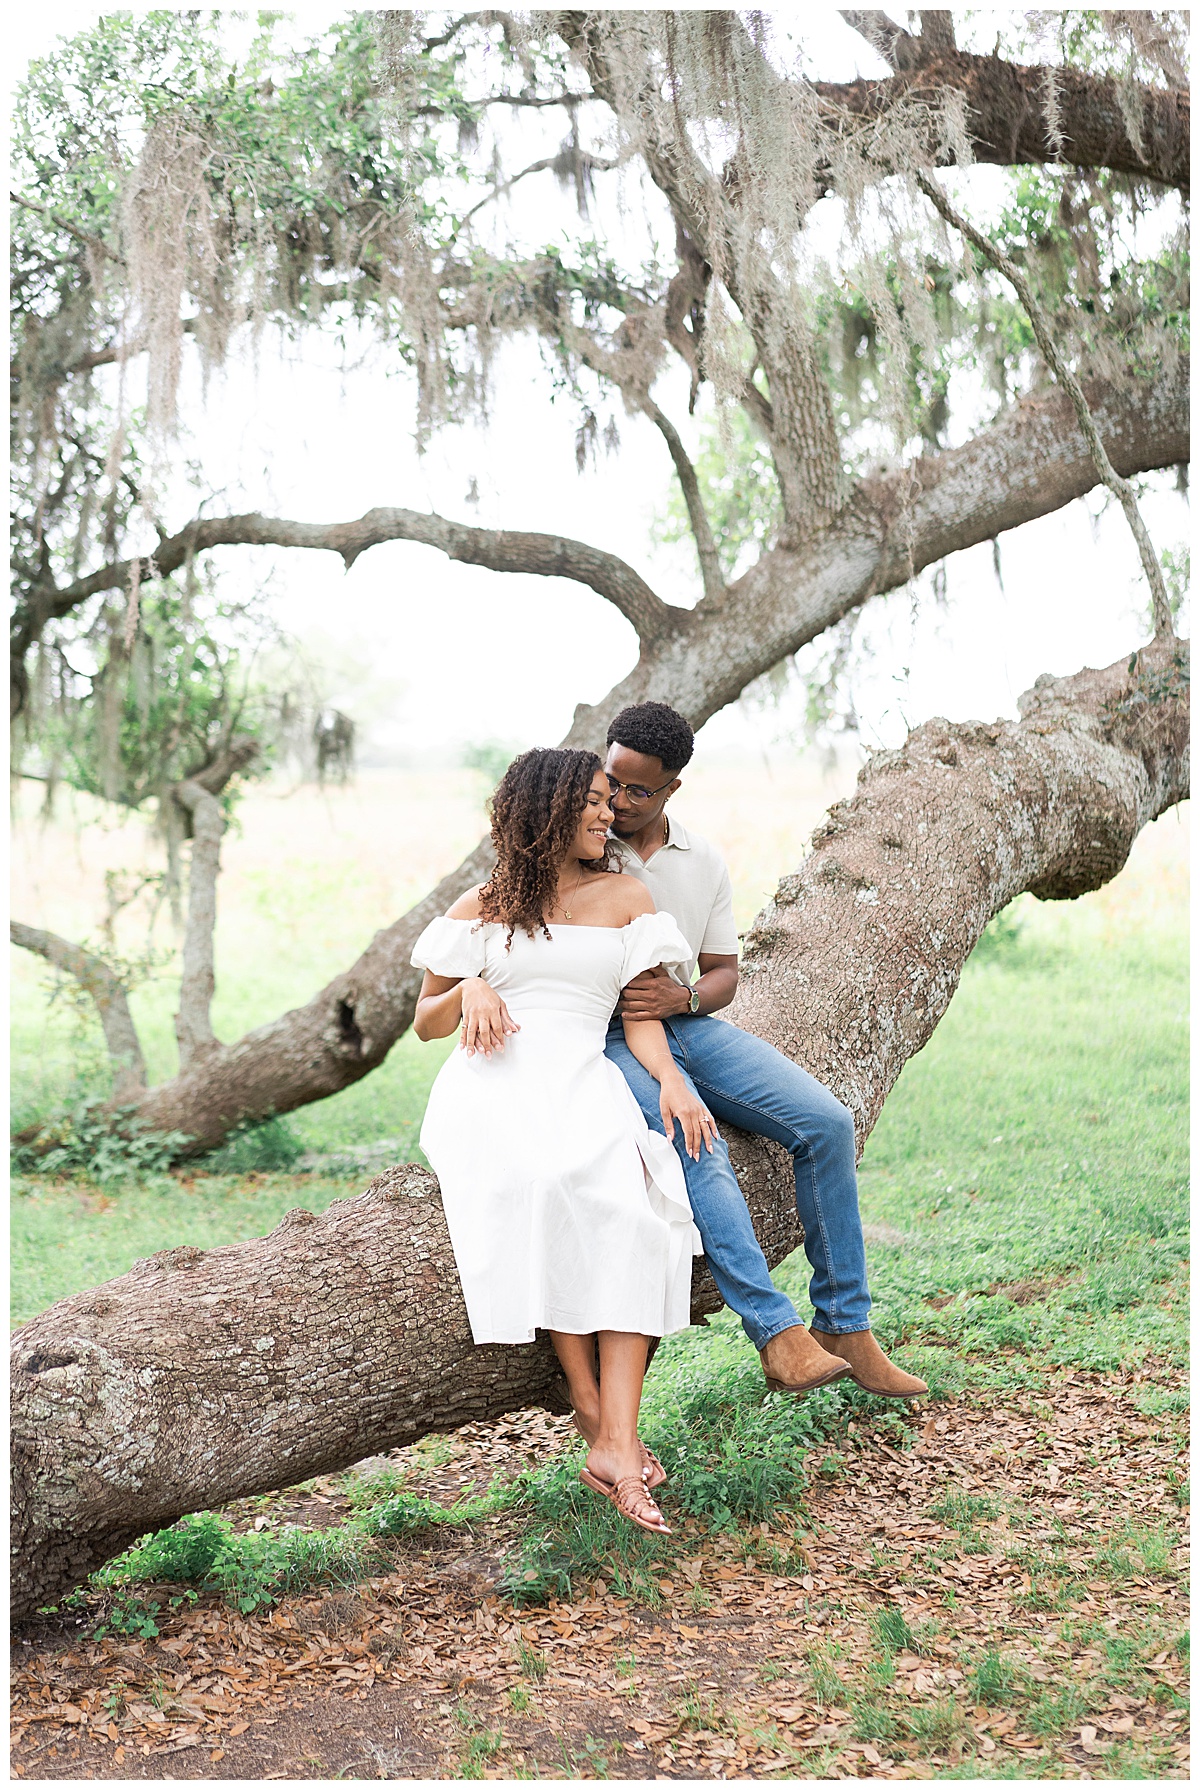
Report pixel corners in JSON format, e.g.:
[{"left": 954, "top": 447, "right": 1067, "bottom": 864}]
[{"left": 11, "top": 1359, "right": 1189, "bottom": 1781}]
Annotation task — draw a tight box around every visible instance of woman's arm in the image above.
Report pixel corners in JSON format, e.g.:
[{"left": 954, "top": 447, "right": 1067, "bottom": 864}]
[
  {"left": 414, "top": 970, "right": 466, "bottom": 1042},
  {"left": 622, "top": 1017, "right": 719, "bottom": 1161},
  {"left": 412, "top": 887, "right": 519, "bottom": 1054}
]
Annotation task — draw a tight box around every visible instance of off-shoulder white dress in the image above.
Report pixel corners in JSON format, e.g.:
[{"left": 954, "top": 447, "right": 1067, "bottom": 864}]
[{"left": 411, "top": 911, "right": 703, "bottom": 1345}]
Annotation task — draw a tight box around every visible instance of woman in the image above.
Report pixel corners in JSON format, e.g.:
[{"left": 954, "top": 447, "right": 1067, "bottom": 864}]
[{"left": 411, "top": 747, "right": 718, "bottom": 1536}]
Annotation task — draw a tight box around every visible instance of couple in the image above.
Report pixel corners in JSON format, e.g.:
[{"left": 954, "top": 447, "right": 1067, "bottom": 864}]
[{"left": 412, "top": 702, "right": 925, "bottom": 1537}]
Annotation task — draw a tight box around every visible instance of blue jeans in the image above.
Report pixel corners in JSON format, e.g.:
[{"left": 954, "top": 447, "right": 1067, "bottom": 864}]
[{"left": 605, "top": 1014, "right": 871, "bottom": 1348}]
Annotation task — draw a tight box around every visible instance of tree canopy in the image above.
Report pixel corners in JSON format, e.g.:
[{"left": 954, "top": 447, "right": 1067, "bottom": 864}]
[{"left": 9, "top": 8, "right": 1190, "bottom": 1149}]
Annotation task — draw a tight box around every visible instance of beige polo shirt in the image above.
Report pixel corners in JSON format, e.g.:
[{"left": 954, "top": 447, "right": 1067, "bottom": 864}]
[{"left": 608, "top": 815, "right": 739, "bottom": 985}]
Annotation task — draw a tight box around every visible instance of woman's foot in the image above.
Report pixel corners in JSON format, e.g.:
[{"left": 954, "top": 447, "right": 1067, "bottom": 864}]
[
  {"left": 573, "top": 1412, "right": 664, "bottom": 1488},
  {"left": 584, "top": 1440, "right": 645, "bottom": 1492}
]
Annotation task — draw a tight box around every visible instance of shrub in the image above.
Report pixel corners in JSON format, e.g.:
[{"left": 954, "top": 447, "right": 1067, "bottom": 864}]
[
  {"left": 194, "top": 1115, "right": 305, "bottom": 1174},
  {"left": 12, "top": 1098, "right": 191, "bottom": 1182}
]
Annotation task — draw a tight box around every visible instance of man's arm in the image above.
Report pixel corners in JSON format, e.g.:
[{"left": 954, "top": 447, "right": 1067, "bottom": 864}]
[{"left": 616, "top": 952, "right": 739, "bottom": 1022}]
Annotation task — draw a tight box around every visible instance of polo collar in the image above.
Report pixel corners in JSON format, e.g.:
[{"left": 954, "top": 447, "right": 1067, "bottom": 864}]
[{"left": 609, "top": 815, "right": 691, "bottom": 859}]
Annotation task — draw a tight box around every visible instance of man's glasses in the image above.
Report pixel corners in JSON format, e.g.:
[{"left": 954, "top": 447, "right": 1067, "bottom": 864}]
[{"left": 606, "top": 774, "right": 675, "bottom": 805}]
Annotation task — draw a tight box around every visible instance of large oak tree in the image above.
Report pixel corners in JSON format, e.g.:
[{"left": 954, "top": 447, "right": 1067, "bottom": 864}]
[{"left": 9, "top": 10, "right": 1190, "bottom": 1611}]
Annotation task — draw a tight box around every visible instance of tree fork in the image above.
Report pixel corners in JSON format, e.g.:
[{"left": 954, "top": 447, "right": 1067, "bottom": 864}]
[{"left": 10, "top": 636, "right": 1188, "bottom": 1620}]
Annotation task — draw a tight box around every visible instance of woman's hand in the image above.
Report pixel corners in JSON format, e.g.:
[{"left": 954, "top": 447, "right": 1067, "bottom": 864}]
[
  {"left": 659, "top": 1073, "right": 719, "bottom": 1161},
  {"left": 460, "top": 977, "right": 520, "bottom": 1057}
]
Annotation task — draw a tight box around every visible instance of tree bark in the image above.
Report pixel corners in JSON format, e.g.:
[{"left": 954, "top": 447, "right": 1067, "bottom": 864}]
[
  {"left": 832, "top": 18, "right": 1189, "bottom": 193},
  {"left": 10, "top": 636, "right": 1188, "bottom": 1620},
  {"left": 105, "top": 366, "right": 1187, "bottom": 1154},
  {"left": 9, "top": 923, "right": 147, "bottom": 1101},
  {"left": 172, "top": 780, "right": 223, "bottom": 1069}
]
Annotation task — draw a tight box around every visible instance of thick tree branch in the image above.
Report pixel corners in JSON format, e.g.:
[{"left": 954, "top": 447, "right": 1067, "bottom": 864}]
[
  {"left": 917, "top": 13, "right": 957, "bottom": 55},
  {"left": 731, "top": 637, "right": 1190, "bottom": 1144},
  {"left": 839, "top": 11, "right": 909, "bottom": 69},
  {"left": 916, "top": 168, "right": 1174, "bottom": 636},
  {"left": 24, "top": 508, "right": 681, "bottom": 653},
  {"left": 561, "top": 11, "right": 849, "bottom": 533},
  {"left": 829, "top": 26, "right": 1189, "bottom": 192},
  {"left": 80, "top": 361, "right": 1187, "bottom": 1158},
  {"left": 11, "top": 635, "right": 1187, "bottom": 1617},
  {"left": 10, "top": 923, "right": 146, "bottom": 1099}
]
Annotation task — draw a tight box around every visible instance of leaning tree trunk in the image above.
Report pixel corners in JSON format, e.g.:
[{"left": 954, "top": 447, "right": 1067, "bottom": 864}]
[{"left": 10, "top": 638, "right": 1187, "bottom": 1620}]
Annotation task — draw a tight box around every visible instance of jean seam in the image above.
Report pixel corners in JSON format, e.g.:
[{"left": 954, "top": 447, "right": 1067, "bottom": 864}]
[{"left": 688, "top": 1078, "right": 846, "bottom": 1331}]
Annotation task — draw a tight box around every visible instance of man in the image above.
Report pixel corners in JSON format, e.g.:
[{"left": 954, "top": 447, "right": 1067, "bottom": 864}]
[{"left": 599, "top": 701, "right": 926, "bottom": 1400}]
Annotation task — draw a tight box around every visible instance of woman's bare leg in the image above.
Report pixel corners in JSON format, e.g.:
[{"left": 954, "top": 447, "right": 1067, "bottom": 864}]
[
  {"left": 585, "top": 1331, "right": 652, "bottom": 1489},
  {"left": 548, "top": 1331, "right": 601, "bottom": 1442}
]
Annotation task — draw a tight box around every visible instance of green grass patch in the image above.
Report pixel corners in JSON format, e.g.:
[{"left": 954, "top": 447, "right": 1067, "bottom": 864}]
[{"left": 774, "top": 921, "right": 1188, "bottom": 1381}]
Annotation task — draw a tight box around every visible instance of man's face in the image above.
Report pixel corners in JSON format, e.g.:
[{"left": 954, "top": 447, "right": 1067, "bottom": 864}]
[{"left": 604, "top": 743, "right": 682, "bottom": 837}]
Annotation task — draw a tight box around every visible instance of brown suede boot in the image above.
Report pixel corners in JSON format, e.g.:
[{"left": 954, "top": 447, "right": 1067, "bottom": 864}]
[
  {"left": 811, "top": 1328, "right": 928, "bottom": 1398},
  {"left": 760, "top": 1325, "right": 852, "bottom": 1396}
]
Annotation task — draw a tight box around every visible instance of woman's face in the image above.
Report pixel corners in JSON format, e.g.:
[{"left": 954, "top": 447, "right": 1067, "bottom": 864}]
[{"left": 569, "top": 771, "right": 615, "bottom": 863}]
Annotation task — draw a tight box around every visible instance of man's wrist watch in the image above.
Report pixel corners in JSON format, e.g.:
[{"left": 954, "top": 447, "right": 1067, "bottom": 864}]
[{"left": 687, "top": 985, "right": 701, "bottom": 1014}]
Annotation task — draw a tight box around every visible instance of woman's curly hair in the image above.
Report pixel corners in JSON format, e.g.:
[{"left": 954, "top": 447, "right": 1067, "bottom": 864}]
[{"left": 479, "top": 747, "right": 615, "bottom": 942}]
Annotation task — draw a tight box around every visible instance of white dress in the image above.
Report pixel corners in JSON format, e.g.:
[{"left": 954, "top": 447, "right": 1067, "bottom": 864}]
[{"left": 410, "top": 911, "right": 703, "bottom": 1345}]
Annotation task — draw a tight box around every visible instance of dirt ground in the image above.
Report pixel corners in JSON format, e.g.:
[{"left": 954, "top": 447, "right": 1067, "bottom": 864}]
[{"left": 11, "top": 1364, "right": 1189, "bottom": 1782}]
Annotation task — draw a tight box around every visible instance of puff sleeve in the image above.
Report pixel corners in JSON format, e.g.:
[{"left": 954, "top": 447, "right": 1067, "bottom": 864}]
[
  {"left": 410, "top": 916, "right": 490, "bottom": 979},
  {"left": 619, "top": 910, "right": 692, "bottom": 986}
]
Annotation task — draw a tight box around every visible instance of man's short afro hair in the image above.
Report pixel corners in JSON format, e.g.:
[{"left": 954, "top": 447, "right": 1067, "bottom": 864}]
[{"left": 606, "top": 701, "right": 694, "bottom": 772}]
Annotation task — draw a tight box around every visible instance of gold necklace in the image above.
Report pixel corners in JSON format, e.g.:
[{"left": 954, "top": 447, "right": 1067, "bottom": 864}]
[{"left": 556, "top": 863, "right": 585, "bottom": 921}]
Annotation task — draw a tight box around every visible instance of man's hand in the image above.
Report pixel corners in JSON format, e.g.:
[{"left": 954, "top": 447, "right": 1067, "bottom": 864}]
[
  {"left": 617, "top": 965, "right": 691, "bottom": 1022},
  {"left": 459, "top": 977, "right": 520, "bottom": 1057}
]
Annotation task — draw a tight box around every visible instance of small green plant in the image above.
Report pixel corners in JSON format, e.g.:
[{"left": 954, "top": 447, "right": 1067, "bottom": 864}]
[
  {"left": 97, "top": 1508, "right": 373, "bottom": 1613},
  {"left": 970, "top": 1647, "right": 1023, "bottom": 1706},
  {"left": 902, "top": 1697, "right": 969, "bottom": 1751},
  {"left": 572, "top": 1733, "right": 611, "bottom": 1777},
  {"left": 850, "top": 1698, "right": 896, "bottom": 1744},
  {"left": 515, "top": 1639, "right": 549, "bottom": 1681},
  {"left": 457, "top": 1727, "right": 504, "bottom": 1778},
  {"left": 1027, "top": 1684, "right": 1091, "bottom": 1737},
  {"left": 806, "top": 1647, "right": 843, "bottom": 1708},
  {"left": 508, "top": 1684, "right": 531, "bottom": 1713},
  {"left": 118, "top": 1511, "right": 230, "bottom": 1582},
  {"left": 501, "top": 1532, "right": 578, "bottom": 1608},
  {"left": 871, "top": 1606, "right": 915, "bottom": 1655},
  {"left": 92, "top": 1591, "right": 161, "bottom": 1640},
  {"left": 928, "top": 1490, "right": 999, "bottom": 1531}
]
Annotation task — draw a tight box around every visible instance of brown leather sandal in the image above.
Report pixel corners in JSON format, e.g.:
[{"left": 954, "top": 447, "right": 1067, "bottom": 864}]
[
  {"left": 640, "top": 1443, "right": 667, "bottom": 1492},
  {"left": 580, "top": 1468, "right": 671, "bottom": 1535}
]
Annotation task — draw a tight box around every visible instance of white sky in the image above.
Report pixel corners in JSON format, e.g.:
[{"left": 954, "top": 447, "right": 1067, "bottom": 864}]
[{"left": 11, "top": 6, "right": 1191, "bottom": 768}]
